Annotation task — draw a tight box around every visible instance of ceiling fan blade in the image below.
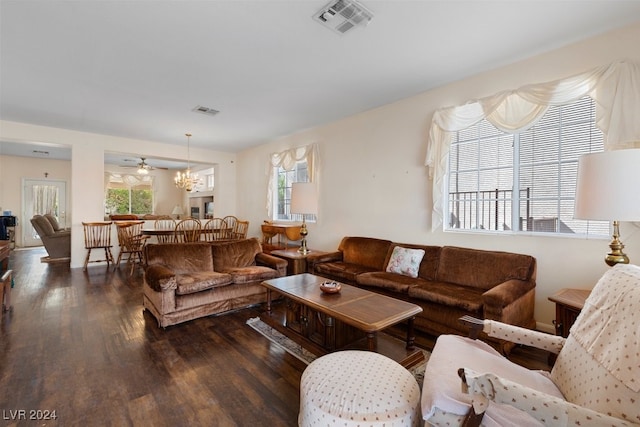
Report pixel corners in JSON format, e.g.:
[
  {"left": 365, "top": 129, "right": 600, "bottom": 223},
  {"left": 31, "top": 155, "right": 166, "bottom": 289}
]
[{"left": 118, "top": 157, "right": 169, "bottom": 170}]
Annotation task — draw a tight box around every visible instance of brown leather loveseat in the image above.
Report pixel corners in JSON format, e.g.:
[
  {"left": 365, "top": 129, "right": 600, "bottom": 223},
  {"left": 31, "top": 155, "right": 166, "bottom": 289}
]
[
  {"left": 306, "top": 236, "right": 536, "bottom": 353},
  {"left": 143, "top": 238, "right": 287, "bottom": 327}
]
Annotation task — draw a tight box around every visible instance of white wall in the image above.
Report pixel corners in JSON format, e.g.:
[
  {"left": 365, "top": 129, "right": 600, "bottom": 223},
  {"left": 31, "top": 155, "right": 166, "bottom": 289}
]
[
  {"left": 236, "top": 22, "right": 640, "bottom": 332},
  {"left": 0, "top": 122, "right": 237, "bottom": 268}
]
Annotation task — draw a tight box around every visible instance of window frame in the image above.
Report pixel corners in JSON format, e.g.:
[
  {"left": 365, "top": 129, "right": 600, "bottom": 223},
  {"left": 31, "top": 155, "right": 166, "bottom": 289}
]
[
  {"left": 445, "top": 96, "right": 609, "bottom": 238},
  {"left": 104, "top": 174, "right": 154, "bottom": 217}
]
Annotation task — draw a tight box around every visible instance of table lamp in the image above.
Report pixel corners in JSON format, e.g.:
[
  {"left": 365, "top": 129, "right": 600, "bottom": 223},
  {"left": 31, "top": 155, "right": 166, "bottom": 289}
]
[
  {"left": 172, "top": 205, "right": 184, "bottom": 220},
  {"left": 290, "top": 182, "right": 318, "bottom": 255},
  {"left": 574, "top": 149, "right": 640, "bottom": 266}
]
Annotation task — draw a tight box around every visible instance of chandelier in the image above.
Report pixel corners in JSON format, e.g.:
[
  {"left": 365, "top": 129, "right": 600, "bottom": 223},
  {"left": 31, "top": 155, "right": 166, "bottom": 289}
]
[{"left": 174, "top": 133, "right": 199, "bottom": 192}]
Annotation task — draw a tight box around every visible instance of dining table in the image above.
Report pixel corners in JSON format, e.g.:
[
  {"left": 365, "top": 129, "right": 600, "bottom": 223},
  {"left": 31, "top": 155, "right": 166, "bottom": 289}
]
[{"left": 141, "top": 226, "right": 233, "bottom": 240}]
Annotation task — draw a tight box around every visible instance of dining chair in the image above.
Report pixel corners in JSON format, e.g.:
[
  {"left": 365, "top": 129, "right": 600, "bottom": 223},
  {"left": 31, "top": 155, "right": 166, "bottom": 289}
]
[
  {"left": 231, "top": 220, "right": 249, "bottom": 240},
  {"left": 114, "top": 221, "right": 149, "bottom": 275},
  {"left": 221, "top": 216, "right": 237, "bottom": 239},
  {"left": 175, "top": 218, "right": 202, "bottom": 243},
  {"left": 82, "top": 221, "right": 114, "bottom": 271},
  {"left": 202, "top": 218, "right": 226, "bottom": 241},
  {"left": 154, "top": 218, "right": 176, "bottom": 243}
]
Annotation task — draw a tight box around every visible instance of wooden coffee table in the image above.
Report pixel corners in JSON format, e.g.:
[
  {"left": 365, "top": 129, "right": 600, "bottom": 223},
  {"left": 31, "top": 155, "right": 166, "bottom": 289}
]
[{"left": 261, "top": 273, "right": 424, "bottom": 368}]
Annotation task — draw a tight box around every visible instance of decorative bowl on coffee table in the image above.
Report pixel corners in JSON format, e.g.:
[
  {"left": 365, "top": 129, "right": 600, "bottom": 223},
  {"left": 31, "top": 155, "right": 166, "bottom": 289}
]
[{"left": 320, "top": 281, "right": 341, "bottom": 294}]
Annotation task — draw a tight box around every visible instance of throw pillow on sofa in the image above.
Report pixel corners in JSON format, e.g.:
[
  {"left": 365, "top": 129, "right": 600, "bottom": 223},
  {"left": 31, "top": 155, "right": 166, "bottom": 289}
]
[{"left": 386, "top": 246, "right": 425, "bottom": 278}]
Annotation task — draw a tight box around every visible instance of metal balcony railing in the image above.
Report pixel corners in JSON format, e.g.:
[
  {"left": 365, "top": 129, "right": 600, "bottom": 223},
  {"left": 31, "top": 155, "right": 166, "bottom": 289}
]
[{"left": 448, "top": 188, "right": 556, "bottom": 232}]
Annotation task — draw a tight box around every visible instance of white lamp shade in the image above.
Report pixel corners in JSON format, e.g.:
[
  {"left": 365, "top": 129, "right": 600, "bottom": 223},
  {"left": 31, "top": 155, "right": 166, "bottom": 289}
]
[
  {"left": 171, "top": 205, "right": 184, "bottom": 215},
  {"left": 290, "top": 182, "right": 318, "bottom": 215},
  {"left": 575, "top": 149, "right": 640, "bottom": 221}
]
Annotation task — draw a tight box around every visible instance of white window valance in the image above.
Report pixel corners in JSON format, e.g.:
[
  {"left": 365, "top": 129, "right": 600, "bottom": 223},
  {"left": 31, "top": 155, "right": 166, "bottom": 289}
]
[
  {"left": 266, "top": 143, "right": 319, "bottom": 215},
  {"left": 105, "top": 172, "right": 154, "bottom": 189},
  {"left": 425, "top": 60, "right": 640, "bottom": 231}
]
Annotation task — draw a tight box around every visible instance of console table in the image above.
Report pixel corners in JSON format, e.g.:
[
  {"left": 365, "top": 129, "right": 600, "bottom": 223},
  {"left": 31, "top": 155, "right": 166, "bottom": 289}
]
[{"left": 261, "top": 223, "right": 302, "bottom": 252}]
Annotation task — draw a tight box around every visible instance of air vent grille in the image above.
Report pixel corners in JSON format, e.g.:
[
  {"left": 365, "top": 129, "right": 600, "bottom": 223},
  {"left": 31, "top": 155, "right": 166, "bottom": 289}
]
[
  {"left": 192, "top": 105, "right": 220, "bottom": 117},
  {"left": 313, "top": 0, "right": 373, "bottom": 35}
]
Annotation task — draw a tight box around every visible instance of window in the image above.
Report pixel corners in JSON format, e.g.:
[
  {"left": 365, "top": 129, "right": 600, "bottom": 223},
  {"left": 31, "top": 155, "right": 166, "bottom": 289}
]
[
  {"left": 268, "top": 143, "right": 318, "bottom": 221},
  {"left": 447, "top": 96, "right": 608, "bottom": 236},
  {"left": 272, "top": 161, "right": 314, "bottom": 221},
  {"left": 104, "top": 174, "right": 153, "bottom": 216}
]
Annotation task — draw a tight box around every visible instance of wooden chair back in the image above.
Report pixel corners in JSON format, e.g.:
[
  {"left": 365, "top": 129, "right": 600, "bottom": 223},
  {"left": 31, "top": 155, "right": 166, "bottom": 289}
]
[
  {"left": 154, "top": 218, "right": 176, "bottom": 243},
  {"left": 203, "top": 218, "right": 227, "bottom": 241},
  {"left": 83, "top": 221, "right": 112, "bottom": 249},
  {"left": 175, "top": 218, "right": 202, "bottom": 243},
  {"left": 232, "top": 220, "right": 249, "bottom": 240},
  {"left": 221, "top": 216, "right": 237, "bottom": 239}
]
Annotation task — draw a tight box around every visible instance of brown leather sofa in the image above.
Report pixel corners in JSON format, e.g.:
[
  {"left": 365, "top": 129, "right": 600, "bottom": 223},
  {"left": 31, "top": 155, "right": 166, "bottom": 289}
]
[
  {"left": 30, "top": 214, "right": 71, "bottom": 260},
  {"left": 143, "top": 238, "right": 287, "bottom": 327},
  {"left": 306, "top": 236, "right": 537, "bottom": 353}
]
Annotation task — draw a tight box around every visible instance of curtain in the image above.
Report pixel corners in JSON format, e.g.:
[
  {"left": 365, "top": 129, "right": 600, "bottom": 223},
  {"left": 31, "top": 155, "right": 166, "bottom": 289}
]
[
  {"left": 104, "top": 172, "right": 154, "bottom": 189},
  {"left": 266, "top": 143, "right": 319, "bottom": 216},
  {"left": 33, "top": 185, "right": 59, "bottom": 216},
  {"left": 425, "top": 60, "right": 640, "bottom": 231}
]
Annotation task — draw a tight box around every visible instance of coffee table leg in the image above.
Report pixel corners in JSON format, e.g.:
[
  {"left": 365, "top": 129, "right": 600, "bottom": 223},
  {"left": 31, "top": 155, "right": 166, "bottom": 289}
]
[
  {"left": 266, "top": 289, "right": 272, "bottom": 314},
  {"left": 406, "top": 316, "right": 416, "bottom": 350},
  {"left": 326, "top": 316, "right": 335, "bottom": 351}
]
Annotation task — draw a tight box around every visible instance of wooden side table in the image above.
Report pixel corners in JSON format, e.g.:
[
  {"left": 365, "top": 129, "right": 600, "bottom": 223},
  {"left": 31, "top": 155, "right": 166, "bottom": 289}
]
[
  {"left": 548, "top": 288, "right": 591, "bottom": 337},
  {"left": 270, "top": 248, "right": 326, "bottom": 275}
]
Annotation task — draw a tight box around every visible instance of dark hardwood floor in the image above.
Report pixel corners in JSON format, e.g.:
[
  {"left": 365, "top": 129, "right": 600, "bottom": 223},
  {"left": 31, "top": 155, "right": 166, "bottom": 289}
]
[{"left": 0, "top": 247, "right": 551, "bottom": 426}]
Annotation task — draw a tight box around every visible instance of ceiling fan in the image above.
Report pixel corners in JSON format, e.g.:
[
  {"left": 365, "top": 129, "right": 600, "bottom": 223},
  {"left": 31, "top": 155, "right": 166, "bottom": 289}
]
[{"left": 121, "top": 157, "right": 168, "bottom": 175}]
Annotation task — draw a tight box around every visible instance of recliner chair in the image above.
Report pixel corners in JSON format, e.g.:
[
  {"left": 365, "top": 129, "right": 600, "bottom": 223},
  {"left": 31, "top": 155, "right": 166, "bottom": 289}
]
[{"left": 30, "top": 215, "right": 71, "bottom": 259}]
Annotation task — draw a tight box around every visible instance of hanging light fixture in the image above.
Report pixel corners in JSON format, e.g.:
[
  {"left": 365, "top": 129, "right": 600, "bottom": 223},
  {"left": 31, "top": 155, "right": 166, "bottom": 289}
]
[{"left": 174, "top": 133, "right": 199, "bottom": 192}]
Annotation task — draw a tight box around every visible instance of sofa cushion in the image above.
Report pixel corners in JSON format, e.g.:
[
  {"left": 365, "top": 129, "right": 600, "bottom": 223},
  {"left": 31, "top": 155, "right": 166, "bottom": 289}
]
[
  {"left": 44, "top": 214, "right": 62, "bottom": 231},
  {"left": 384, "top": 244, "right": 442, "bottom": 281},
  {"left": 146, "top": 243, "right": 214, "bottom": 273},
  {"left": 357, "top": 271, "right": 426, "bottom": 293},
  {"left": 221, "top": 266, "right": 280, "bottom": 284},
  {"left": 32, "top": 215, "right": 55, "bottom": 237},
  {"left": 314, "top": 262, "right": 378, "bottom": 284},
  {"left": 175, "top": 272, "right": 233, "bottom": 295},
  {"left": 212, "top": 238, "right": 262, "bottom": 271},
  {"left": 385, "top": 246, "right": 425, "bottom": 278},
  {"left": 339, "top": 237, "right": 392, "bottom": 270},
  {"left": 408, "top": 281, "right": 485, "bottom": 312},
  {"left": 436, "top": 246, "right": 535, "bottom": 290}
]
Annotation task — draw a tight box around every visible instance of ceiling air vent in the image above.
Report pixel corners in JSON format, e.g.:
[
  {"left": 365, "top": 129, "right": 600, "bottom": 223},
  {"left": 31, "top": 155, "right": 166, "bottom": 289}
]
[
  {"left": 313, "top": 0, "right": 373, "bottom": 35},
  {"left": 192, "top": 105, "right": 220, "bottom": 117}
]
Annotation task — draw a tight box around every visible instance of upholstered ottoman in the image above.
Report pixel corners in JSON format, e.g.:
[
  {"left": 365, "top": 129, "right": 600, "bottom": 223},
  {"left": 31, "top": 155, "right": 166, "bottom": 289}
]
[{"left": 299, "top": 350, "right": 421, "bottom": 427}]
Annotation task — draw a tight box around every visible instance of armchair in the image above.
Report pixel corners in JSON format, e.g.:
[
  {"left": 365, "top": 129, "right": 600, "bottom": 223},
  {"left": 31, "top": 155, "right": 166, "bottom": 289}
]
[
  {"left": 422, "top": 264, "right": 640, "bottom": 426},
  {"left": 30, "top": 215, "right": 71, "bottom": 260}
]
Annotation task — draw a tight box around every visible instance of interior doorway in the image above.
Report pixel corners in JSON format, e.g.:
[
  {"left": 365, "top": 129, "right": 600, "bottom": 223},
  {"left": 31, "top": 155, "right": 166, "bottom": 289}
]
[{"left": 22, "top": 179, "right": 67, "bottom": 247}]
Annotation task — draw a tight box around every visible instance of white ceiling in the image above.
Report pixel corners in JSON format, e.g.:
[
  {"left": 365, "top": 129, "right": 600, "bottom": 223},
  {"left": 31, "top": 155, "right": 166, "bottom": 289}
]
[{"left": 1, "top": 0, "right": 640, "bottom": 162}]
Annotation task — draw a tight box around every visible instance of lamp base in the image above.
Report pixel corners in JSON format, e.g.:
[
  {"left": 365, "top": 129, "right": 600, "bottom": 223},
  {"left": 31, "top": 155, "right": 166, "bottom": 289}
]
[
  {"left": 298, "top": 242, "right": 310, "bottom": 255},
  {"left": 298, "top": 220, "right": 310, "bottom": 255},
  {"left": 605, "top": 221, "right": 629, "bottom": 267}
]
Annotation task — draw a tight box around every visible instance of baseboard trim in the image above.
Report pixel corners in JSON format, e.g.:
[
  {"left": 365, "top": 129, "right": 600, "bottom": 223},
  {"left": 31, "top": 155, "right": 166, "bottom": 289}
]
[{"left": 536, "top": 321, "right": 555, "bottom": 334}]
